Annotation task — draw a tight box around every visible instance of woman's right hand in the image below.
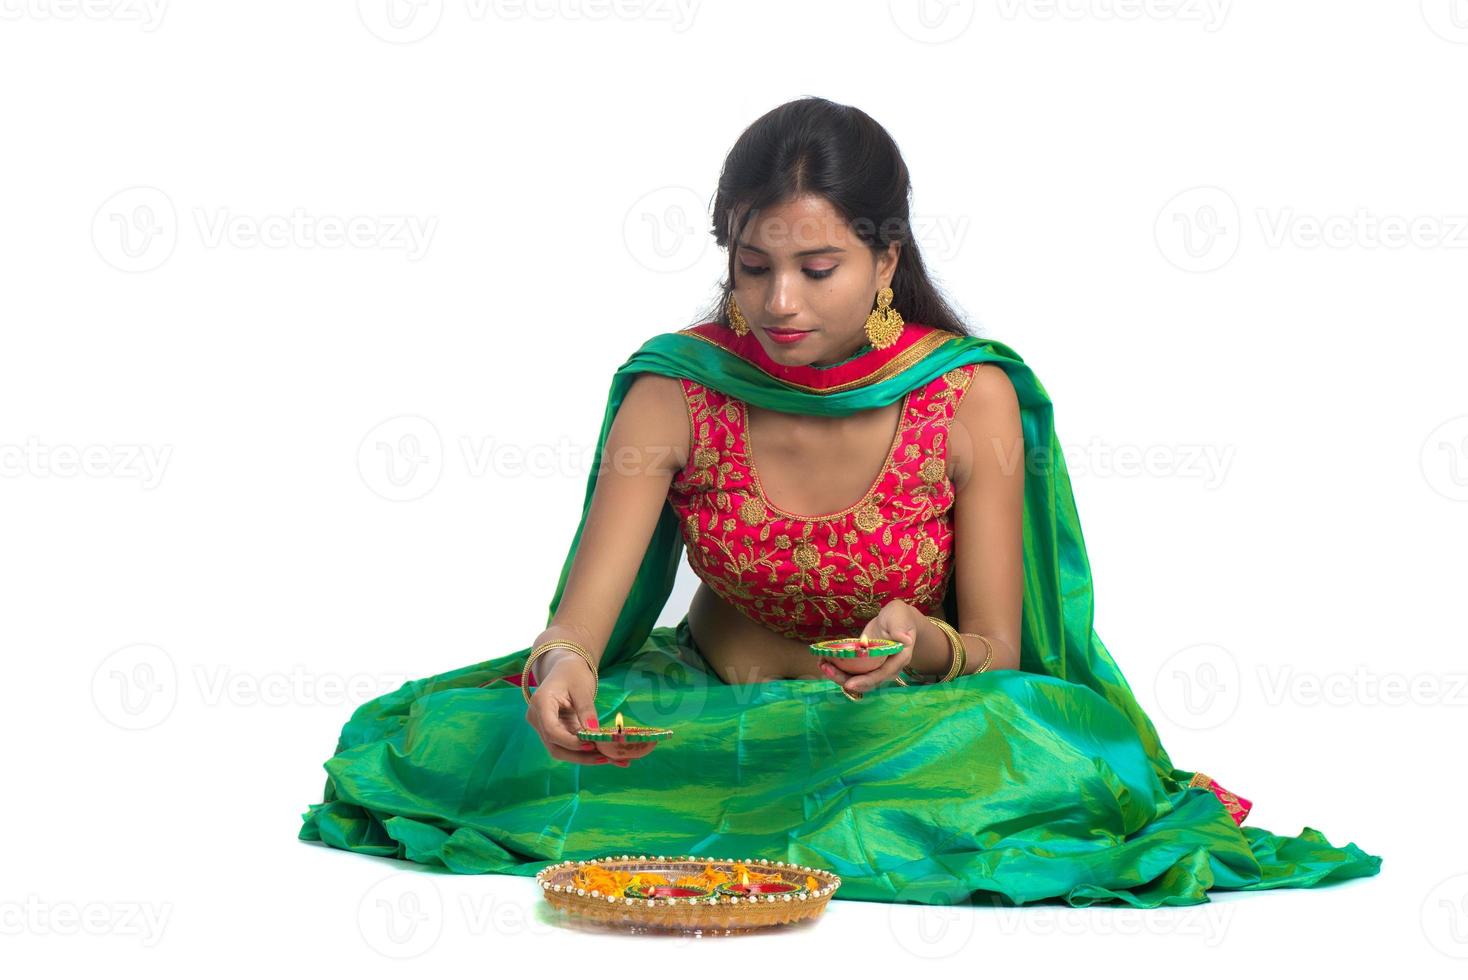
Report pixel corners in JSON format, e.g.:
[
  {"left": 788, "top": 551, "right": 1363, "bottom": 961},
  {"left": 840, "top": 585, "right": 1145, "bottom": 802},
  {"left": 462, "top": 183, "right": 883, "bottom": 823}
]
[{"left": 523, "top": 652, "right": 657, "bottom": 768}]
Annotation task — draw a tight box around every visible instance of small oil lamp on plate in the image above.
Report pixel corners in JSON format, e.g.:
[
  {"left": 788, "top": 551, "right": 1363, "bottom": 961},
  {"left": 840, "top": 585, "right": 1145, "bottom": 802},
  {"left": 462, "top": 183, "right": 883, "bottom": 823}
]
[{"left": 714, "top": 867, "right": 807, "bottom": 898}]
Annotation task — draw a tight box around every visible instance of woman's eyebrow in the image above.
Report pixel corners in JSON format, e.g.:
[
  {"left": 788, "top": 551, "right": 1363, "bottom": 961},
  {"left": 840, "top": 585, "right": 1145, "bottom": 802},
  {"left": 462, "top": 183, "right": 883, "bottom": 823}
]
[{"left": 735, "top": 239, "right": 847, "bottom": 258}]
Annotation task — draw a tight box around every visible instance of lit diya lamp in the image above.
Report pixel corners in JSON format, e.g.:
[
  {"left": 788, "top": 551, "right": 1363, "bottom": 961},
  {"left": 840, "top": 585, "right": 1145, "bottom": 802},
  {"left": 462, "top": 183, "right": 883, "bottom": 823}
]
[
  {"left": 808, "top": 634, "right": 904, "bottom": 675},
  {"left": 713, "top": 868, "right": 806, "bottom": 898},
  {"left": 576, "top": 711, "right": 674, "bottom": 744}
]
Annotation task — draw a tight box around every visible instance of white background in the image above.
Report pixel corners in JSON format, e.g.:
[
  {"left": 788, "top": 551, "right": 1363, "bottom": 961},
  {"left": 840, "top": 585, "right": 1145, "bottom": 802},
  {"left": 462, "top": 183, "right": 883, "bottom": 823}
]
[{"left": 2, "top": 0, "right": 1461, "bottom": 974}]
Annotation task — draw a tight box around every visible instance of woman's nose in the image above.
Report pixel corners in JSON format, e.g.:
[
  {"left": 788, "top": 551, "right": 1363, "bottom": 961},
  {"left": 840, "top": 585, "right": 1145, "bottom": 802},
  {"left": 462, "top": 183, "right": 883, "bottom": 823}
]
[{"left": 764, "top": 274, "right": 801, "bottom": 317}]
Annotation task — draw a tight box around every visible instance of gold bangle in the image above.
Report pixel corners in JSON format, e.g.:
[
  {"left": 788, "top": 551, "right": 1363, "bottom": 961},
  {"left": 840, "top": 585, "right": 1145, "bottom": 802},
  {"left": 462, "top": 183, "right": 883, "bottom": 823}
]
[
  {"left": 969, "top": 633, "right": 994, "bottom": 674},
  {"left": 927, "top": 616, "right": 967, "bottom": 683},
  {"left": 522, "top": 640, "right": 598, "bottom": 706},
  {"left": 900, "top": 616, "right": 965, "bottom": 684}
]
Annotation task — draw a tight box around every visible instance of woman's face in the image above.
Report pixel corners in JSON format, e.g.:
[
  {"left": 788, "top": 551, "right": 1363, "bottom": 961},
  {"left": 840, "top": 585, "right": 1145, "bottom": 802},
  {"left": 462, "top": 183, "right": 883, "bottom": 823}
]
[{"left": 730, "top": 194, "right": 900, "bottom": 367}]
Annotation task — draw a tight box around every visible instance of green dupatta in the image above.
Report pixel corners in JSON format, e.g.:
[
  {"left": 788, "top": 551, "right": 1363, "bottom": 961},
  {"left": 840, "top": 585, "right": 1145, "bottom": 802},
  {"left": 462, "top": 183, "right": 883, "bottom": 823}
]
[{"left": 299, "top": 323, "right": 1383, "bottom": 906}]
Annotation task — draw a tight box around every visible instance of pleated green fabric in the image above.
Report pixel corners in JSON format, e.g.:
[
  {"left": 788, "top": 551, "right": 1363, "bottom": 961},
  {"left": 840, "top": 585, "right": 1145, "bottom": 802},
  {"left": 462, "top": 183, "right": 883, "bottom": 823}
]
[{"left": 298, "top": 328, "right": 1382, "bottom": 907}]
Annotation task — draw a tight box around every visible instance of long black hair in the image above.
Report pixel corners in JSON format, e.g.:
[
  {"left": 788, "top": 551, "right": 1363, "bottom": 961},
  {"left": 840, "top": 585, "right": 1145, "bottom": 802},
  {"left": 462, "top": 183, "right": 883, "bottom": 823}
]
[{"left": 688, "top": 96, "right": 974, "bottom": 338}]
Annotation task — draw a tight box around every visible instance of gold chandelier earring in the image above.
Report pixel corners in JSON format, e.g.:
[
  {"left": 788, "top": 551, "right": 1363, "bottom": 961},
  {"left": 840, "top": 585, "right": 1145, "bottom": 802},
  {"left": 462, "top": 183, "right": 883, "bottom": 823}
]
[
  {"left": 864, "top": 286, "right": 904, "bottom": 349},
  {"left": 726, "top": 294, "right": 750, "bottom": 337}
]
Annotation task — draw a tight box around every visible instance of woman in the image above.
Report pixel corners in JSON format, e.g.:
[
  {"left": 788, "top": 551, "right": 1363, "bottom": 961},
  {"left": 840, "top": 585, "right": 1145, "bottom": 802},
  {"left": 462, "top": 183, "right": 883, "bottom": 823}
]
[{"left": 299, "top": 97, "right": 1381, "bottom": 907}]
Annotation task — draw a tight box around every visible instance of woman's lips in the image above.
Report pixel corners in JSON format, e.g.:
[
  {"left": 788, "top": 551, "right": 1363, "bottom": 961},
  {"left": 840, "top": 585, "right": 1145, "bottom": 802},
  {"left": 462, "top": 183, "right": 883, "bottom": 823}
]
[{"left": 764, "top": 326, "right": 811, "bottom": 345}]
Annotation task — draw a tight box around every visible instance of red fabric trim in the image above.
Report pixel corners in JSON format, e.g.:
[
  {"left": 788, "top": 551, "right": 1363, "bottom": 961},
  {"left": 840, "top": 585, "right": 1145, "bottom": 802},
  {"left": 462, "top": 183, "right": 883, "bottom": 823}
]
[
  {"left": 1189, "top": 771, "right": 1254, "bottom": 826},
  {"left": 681, "top": 320, "right": 945, "bottom": 391}
]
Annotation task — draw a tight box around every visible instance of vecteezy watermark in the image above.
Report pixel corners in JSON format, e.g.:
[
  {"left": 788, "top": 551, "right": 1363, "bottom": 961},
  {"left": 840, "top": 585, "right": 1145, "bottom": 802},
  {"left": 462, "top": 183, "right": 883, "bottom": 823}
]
[
  {"left": 0, "top": 0, "right": 168, "bottom": 30},
  {"left": 0, "top": 437, "right": 172, "bottom": 489},
  {"left": 1421, "top": 415, "right": 1468, "bottom": 503},
  {"left": 995, "top": 0, "right": 1231, "bottom": 31},
  {"left": 971, "top": 432, "right": 1237, "bottom": 490},
  {"left": 92, "top": 186, "right": 437, "bottom": 272},
  {"left": 356, "top": 0, "right": 701, "bottom": 44},
  {"left": 357, "top": 872, "right": 558, "bottom": 958},
  {"left": 623, "top": 188, "right": 975, "bottom": 274},
  {"left": 884, "top": 882, "right": 1236, "bottom": 955},
  {"left": 987, "top": 900, "right": 1235, "bottom": 945},
  {"left": 357, "top": 413, "right": 620, "bottom": 503},
  {"left": 0, "top": 896, "right": 173, "bottom": 947},
  {"left": 358, "top": 415, "right": 446, "bottom": 503},
  {"left": 623, "top": 186, "right": 709, "bottom": 275},
  {"left": 91, "top": 644, "right": 179, "bottom": 731},
  {"left": 1153, "top": 642, "right": 1242, "bottom": 731},
  {"left": 1156, "top": 186, "right": 1468, "bottom": 272},
  {"left": 91, "top": 643, "right": 415, "bottom": 730},
  {"left": 1154, "top": 186, "right": 1241, "bottom": 273},
  {"left": 1154, "top": 642, "right": 1468, "bottom": 729},
  {"left": 1048, "top": 437, "right": 1235, "bottom": 489},
  {"left": 1421, "top": 0, "right": 1468, "bottom": 44},
  {"left": 888, "top": 0, "right": 977, "bottom": 44},
  {"left": 1422, "top": 872, "right": 1468, "bottom": 959},
  {"left": 1256, "top": 664, "right": 1468, "bottom": 709},
  {"left": 1256, "top": 207, "right": 1468, "bottom": 250},
  {"left": 359, "top": 873, "right": 443, "bottom": 958}
]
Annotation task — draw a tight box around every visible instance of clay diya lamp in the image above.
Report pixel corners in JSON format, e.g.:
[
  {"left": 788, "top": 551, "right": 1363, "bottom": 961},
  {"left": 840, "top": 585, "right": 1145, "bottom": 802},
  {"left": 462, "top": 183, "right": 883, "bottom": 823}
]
[
  {"left": 809, "top": 635, "right": 904, "bottom": 675},
  {"left": 576, "top": 711, "right": 674, "bottom": 744},
  {"left": 713, "top": 869, "right": 806, "bottom": 898}
]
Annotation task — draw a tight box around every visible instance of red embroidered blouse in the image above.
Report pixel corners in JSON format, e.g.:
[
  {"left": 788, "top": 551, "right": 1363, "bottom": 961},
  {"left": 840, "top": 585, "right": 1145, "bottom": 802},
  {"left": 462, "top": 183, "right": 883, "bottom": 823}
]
[{"left": 666, "top": 362, "right": 980, "bottom": 642}]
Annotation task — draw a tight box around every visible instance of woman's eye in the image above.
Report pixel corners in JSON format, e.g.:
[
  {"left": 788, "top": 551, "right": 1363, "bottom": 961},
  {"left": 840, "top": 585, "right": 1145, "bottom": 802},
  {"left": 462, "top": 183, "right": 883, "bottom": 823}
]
[{"left": 736, "top": 261, "right": 837, "bottom": 280}]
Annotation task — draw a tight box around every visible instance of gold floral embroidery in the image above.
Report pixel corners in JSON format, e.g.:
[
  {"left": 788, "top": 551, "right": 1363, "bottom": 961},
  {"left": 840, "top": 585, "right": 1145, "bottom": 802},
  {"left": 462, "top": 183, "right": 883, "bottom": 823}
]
[
  {"left": 667, "top": 364, "right": 979, "bottom": 640},
  {"left": 739, "top": 497, "right": 766, "bottom": 525}
]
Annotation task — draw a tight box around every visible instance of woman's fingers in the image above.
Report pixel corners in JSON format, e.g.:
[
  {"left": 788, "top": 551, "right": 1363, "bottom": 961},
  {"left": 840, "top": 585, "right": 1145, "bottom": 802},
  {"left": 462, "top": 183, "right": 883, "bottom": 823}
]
[
  {"left": 528, "top": 693, "right": 586, "bottom": 753},
  {"left": 544, "top": 742, "right": 613, "bottom": 765}
]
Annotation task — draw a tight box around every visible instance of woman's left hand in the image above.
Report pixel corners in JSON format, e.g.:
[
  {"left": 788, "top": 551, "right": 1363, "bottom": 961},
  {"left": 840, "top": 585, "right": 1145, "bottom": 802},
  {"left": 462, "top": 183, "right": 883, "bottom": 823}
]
[{"left": 818, "top": 599, "right": 924, "bottom": 696}]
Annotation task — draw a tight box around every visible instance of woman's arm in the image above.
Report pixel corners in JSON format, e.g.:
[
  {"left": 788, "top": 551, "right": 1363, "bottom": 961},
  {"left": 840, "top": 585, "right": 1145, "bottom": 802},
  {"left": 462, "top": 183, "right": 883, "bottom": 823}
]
[
  {"left": 909, "top": 364, "right": 1026, "bottom": 675},
  {"left": 531, "top": 372, "right": 691, "bottom": 677}
]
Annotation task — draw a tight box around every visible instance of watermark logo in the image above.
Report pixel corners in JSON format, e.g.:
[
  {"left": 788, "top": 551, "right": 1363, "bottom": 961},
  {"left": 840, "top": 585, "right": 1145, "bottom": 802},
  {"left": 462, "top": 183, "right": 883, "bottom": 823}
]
[
  {"left": 888, "top": 0, "right": 976, "bottom": 44},
  {"left": 1153, "top": 642, "right": 1241, "bottom": 731},
  {"left": 1155, "top": 186, "right": 1240, "bottom": 273},
  {"left": 92, "top": 186, "right": 437, "bottom": 272},
  {"left": 624, "top": 186, "right": 709, "bottom": 274},
  {"left": 1421, "top": 0, "right": 1468, "bottom": 44},
  {"left": 1422, "top": 872, "right": 1468, "bottom": 959},
  {"left": 92, "top": 186, "right": 177, "bottom": 273},
  {"left": 0, "top": 0, "right": 168, "bottom": 30},
  {"left": 91, "top": 643, "right": 178, "bottom": 731},
  {"left": 1157, "top": 186, "right": 1468, "bottom": 271},
  {"left": 358, "top": 415, "right": 445, "bottom": 502},
  {"left": 1420, "top": 415, "right": 1468, "bottom": 502},
  {"left": 358, "top": 0, "right": 700, "bottom": 42},
  {"left": 886, "top": 884, "right": 979, "bottom": 957},
  {"left": 0, "top": 437, "right": 172, "bottom": 489},
  {"left": 358, "top": 873, "right": 443, "bottom": 958},
  {"left": 995, "top": 0, "right": 1232, "bottom": 31},
  {"left": 358, "top": 0, "right": 445, "bottom": 43},
  {"left": 0, "top": 896, "right": 173, "bottom": 946}
]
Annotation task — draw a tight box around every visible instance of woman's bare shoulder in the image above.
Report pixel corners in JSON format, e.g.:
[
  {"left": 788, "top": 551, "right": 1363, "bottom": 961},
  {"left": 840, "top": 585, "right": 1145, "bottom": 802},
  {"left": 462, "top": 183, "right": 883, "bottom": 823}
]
[{"left": 613, "top": 373, "right": 692, "bottom": 474}]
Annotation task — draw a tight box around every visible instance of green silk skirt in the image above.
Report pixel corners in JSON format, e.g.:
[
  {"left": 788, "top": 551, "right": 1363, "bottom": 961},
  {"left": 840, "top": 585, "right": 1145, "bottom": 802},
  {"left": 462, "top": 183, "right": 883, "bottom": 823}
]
[
  {"left": 298, "top": 616, "right": 1381, "bottom": 907},
  {"left": 299, "top": 325, "right": 1382, "bottom": 907}
]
